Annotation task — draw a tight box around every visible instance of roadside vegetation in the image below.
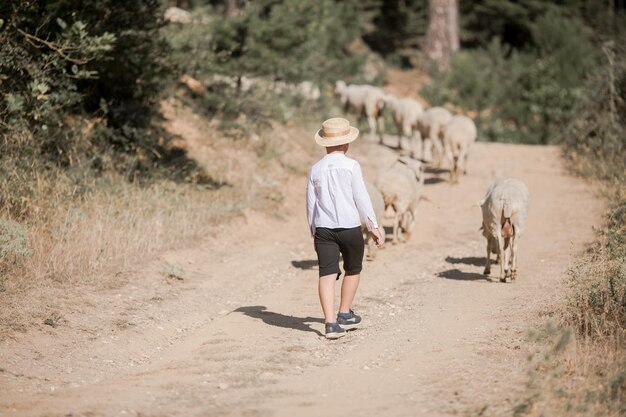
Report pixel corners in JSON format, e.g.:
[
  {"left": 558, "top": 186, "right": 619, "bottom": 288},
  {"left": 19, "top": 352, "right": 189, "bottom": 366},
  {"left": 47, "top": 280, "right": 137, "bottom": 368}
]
[{"left": 512, "top": 39, "right": 625, "bottom": 417}]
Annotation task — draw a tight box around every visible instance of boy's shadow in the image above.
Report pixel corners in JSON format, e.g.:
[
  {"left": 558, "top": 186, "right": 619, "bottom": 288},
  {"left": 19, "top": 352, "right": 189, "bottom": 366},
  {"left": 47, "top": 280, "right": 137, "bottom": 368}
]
[
  {"left": 291, "top": 260, "right": 318, "bottom": 270},
  {"left": 234, "top": 306, "right": 324, "bottom": 337}
]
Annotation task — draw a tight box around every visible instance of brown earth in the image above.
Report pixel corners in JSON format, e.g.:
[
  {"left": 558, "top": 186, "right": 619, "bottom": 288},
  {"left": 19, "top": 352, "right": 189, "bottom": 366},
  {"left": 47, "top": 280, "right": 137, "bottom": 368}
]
[{"left": 0, "top": 126, "right": 602, "bottom": 416}]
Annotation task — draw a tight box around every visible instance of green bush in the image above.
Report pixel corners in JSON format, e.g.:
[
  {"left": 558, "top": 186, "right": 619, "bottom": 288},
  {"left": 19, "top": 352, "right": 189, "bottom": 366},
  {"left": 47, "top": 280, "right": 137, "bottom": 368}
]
[
  {"left": 0, "top": 219, "right": 31, "bottom": 259},
  {"left": 561, "top": 29, "right": 625, "bottom": 344},
  {"left": 0, "top": 0, "right": 168, "bottom": 165},
  {"left": 164, "top": 1, "right": 370, "bottom": 85},
  {"left": 361, "top": 0, "right": 428, "bottom": 66},
  {"left": 422, "top": 10, "right": 598, "bottom": 144},
  {"left": 161, "top": 2, "right": 372, "bottom": 138}
]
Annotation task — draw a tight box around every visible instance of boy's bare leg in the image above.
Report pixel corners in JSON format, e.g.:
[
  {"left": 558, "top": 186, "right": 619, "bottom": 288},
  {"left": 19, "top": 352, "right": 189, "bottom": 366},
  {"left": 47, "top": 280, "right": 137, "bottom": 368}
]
[
  {"left": 339, "top": 273, "right": 360, "bottom": 313},
  {"left": 319, "top": 274, "right": 337, "bottom": 323}
]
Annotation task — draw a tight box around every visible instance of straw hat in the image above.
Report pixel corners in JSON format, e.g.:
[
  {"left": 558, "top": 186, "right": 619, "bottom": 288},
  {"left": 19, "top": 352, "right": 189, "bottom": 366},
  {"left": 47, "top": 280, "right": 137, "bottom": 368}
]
[{"left": 314, "top": 117, "right": 359, "bottom": 147}]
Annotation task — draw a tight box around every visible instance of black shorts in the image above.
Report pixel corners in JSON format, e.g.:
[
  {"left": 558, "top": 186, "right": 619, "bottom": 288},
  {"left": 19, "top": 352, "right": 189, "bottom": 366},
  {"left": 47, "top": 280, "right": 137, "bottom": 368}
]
[{"left": 314, "top": 227, "right": 364, "bottom": 279}]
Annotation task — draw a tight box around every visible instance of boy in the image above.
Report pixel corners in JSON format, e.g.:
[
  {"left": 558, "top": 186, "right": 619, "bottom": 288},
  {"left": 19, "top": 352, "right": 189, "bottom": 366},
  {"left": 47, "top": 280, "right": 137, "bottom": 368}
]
[{"left": 306, "top": 117, "right": 384, "bottom": 339}]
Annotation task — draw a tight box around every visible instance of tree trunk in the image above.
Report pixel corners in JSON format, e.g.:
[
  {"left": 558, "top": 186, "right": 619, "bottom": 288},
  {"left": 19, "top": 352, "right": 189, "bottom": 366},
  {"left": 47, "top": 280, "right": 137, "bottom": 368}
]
[
  {"left": 225, "top": 0, "right": 240, "bottom": 17},
  {"left": 424, "top": 0, "right": 459, "bottom": 68},
  {"left": 175, "top": 0, "right": 190, "bottom": 9}
]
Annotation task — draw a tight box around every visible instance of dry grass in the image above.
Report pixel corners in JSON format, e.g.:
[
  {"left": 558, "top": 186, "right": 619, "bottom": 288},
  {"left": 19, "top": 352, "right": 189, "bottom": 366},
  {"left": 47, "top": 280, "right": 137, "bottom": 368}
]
[
  {"left": 514, "top": 190, "right": 625, "bottom": 417},
  {"left": 0, "top": 175, "right": 247, "bottom": 336},
  {"left": 515, "top": 323, "right": 624, "bottom": 417},
  {"left": 27, "top": 181, "right": 242, "bottom": 283},
  {"left": 0, "top": 110, "right": 318, "bottom": 339}
]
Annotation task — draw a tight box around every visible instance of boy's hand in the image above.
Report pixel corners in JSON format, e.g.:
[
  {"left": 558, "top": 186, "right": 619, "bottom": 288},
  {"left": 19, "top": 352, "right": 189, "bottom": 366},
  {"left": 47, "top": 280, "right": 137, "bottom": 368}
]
[{"left": 371, "top": 228, "right": 384, "bottom": 248}]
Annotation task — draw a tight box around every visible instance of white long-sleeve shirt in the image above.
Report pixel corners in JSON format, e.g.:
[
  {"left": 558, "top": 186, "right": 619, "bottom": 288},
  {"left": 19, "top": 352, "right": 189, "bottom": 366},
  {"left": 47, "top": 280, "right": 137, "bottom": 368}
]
[{"left": 306, "top": 152, "right": 379, "bottom": 236}]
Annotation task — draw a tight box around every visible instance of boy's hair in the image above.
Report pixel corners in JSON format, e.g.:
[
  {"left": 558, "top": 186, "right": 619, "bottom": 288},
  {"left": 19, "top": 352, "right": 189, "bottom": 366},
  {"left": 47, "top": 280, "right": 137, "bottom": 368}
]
[{"left": 326, "top": 143, "right": 349, "bottom": 154}]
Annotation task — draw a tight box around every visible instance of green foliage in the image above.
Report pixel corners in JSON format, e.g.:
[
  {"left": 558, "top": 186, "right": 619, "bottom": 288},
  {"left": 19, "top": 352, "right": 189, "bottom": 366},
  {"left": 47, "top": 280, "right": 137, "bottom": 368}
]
[
  {"left": 0, "top": 0, "right": 168, "bottom": 165},
  {"left": 562, "top": 40, "right": 626, "bottom": 183},
  {"left": 423, "top": 10, "right": 598, "bottom": 144},
  {"left": 560, "top": 37, "right": 626, "bottom": 344},
  {"left": 162, "top": 1, "right": 370, "bottom": 138},
  {"left": 0, "top": 219, "right": 31, "bottom": 259},
  {"left": 362, "top": 0, "right": 427, "bottom": 65},
  {"left": 166, "top": 1, "right": 371, "bottom": 85},
  {"left": 0, "top": 14, "right": 115, "bottom": 141},
  {"left": 0, "top": 0, "right": 177, "bottom": 220},
  {"left": 460, "top": 0, "right": 587, "bottom": 48}
]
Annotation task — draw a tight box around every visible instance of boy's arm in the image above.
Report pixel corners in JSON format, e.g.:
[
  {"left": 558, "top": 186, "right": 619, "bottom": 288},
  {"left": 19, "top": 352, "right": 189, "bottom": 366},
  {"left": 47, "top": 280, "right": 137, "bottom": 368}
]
[
  {"left": 306, "top": 172, "right": 316, "bottom": 237},
  {"left": 351, "top": 162, "right": 379, "bottom": 231}
]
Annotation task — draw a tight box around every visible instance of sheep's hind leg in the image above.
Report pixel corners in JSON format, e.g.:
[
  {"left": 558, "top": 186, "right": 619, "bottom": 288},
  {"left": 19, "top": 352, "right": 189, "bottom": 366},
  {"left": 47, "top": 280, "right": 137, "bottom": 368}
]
[
  {"left": 412, "top": 131, "right": 423, "bottom": 160},
  {"left": 431, "top": 125, "right": 444, "bottom": 167},
  {"left": 463, "top": 151, "right": 470, "bottom": 175},
  {"left": 366, "top": 115, "right": 378, "bottom": 143},
  {"left": 366, "top": 235, "right": 376, "bottom": 261},
  {"left": 377, "top": 115, "right": 385, "bottom": 144},
  {"left": 511, "top": 235, "right": 518, "bottom": 280},
  {"left": 395, "top": 121, "right": 404, "bottom": 150},
  {"left": 484, "top": 237, "right": 492, "bottom": 275},
  {"left": 450, "top": 156, "right": 459, "bottom": 184},
  {"left": 498, "top": 234, "right": 507, "bottom": 282},
  {"left": 400, "top": 122, "right": 412, "bottom": 152},
  {"left": 400, "top": 211, "right": 414, "bottom": 243},
  {"left": 503, "top": 237, "right": 512, "bottom": 281},
  {"left": 391, "top": 212, "right": 400, "bottom": 245}
]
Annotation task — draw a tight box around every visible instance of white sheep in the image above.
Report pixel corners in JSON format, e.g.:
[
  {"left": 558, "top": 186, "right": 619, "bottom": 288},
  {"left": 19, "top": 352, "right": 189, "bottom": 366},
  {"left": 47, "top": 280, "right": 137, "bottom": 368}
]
[
  {"left": 362, "top": 181, "right": 386, "bottom": 260},
  {"left": 297, "top": 81, "right": 321, "bottom": 100},
  {"left": 480, "top": 178, "right": 530, "bottom": 282},
  {"left": 385, "top": 95, "right": 424, "bottom": 154},
  {"left": 443, "top": 115, "right": 477, "bottom": 183},
  {"left": 375, "top": 156, "right": 425, "bottom": 244},
  {"left": 164, "top": 7, "right": 192, "bottom": 24},
  {"left": 335, "top": 80, "right": 386, "bottom": 143},
  {"left": 274, "top": 80, "right": 321, "bottom": 100},
  {"left": 416, "top": 106, "right": 452, "bottom": 165}
]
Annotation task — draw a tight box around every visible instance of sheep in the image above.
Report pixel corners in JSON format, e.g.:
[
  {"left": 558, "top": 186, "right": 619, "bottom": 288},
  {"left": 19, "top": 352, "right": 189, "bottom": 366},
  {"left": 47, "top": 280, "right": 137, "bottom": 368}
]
[
  {"left": 335, "top": 80, "right": 386, "bottom": 143},
  {"left": 416, "top": 106, "right": 452, "bottom": 165},
  {"left": 385, "top": 95, "right": 424, "bottom": 154},
  {"left": 375, "top": 156, "right": 425, "bottom": 245},
  {"left": 164, "top": 7, "right": 192, "bottom": 24},
  {"left": 361, "top": 181, "right": 386, "bottom": 260},
  {"left": 208, "top": 75, "right": 319, "bottom": 100},
  {"left": 443, "top": 115, "right": 477, "bottom": 184},
  {"left": 296, "top": 81, "right": 321, "bottom": 100},
  {"left": 480, "top": 178, "right": 530, "bottom": 282},
  {"left": 274, "top": 80, "right": 321, "bottom": 100}
]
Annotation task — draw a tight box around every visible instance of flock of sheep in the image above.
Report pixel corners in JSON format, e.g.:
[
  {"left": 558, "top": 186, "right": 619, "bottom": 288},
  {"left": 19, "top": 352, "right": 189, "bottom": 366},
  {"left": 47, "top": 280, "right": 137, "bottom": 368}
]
[
  {"left": 163, "top": 8, "right": 531, "bottom": 283},
  {"left": 336, "top": 80, "right": 530, "bottom": 283}
]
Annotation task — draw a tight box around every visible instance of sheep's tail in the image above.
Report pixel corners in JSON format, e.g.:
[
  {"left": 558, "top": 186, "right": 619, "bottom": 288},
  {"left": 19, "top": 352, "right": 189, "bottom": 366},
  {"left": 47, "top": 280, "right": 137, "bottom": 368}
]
[
  {"left": 502, "top": 201, "right": 513, "bottom": 218},
  {"left": 501, "top": 202, "right": 514, "bottom": 238},
  {"left": 377, "top": 97, "right": 385, "bottom": 112}
]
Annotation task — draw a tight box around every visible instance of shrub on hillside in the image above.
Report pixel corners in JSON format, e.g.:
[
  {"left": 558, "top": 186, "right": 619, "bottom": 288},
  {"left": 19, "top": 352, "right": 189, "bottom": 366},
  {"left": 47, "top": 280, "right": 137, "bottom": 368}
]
[
  {"left": 164, "top": 1, "right": 369, "bottom": 86},
  {"left": 0, "top": 0, "right": 168, "bottom": 166},
  {"left": 562, "top": 38, "right": 626, "bottom": 342},
  {"left": 422, "top": 10, "right": 598, "bottom": 144}
]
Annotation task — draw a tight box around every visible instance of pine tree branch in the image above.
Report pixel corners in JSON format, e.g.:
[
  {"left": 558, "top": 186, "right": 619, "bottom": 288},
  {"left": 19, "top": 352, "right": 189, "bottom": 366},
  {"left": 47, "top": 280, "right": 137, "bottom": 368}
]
[{"left": 16, "top": 28, "right": 91, "bottom": 65}]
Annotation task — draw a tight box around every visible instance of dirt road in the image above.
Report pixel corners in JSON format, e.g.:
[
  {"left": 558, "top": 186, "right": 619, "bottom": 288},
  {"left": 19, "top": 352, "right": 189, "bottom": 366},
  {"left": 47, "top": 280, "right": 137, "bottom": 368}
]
[{"left": 0, "top": 137, "right": 601, "bottom": 416}]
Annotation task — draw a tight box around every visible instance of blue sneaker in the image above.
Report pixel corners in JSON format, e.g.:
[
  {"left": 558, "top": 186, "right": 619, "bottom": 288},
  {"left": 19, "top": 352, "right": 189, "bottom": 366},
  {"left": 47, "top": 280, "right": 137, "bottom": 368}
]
[
  {"left": 337, "top": 310, "right": 362, "bottom": 330},
  {"left": 325, "top": 322, "right": 346, "bottom": 339}
]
